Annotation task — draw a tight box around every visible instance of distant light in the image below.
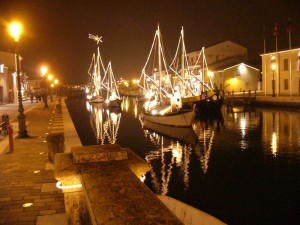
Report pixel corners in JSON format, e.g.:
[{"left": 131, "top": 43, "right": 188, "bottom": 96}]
[
  {"left": 238, "top": 64, "right": 246, "bottom": 74},
  {"left": 208, "top": 71, "right": 214, "bottom": 77},
  {"left": 271, "top": 132, "right": 277, "bottom": 156},
  {"left": 23, "top": 202, "right": 34, "bottom": 208},
  {"left": 151, "top": 110, "right": 157, "bottom": 115},
  {"left": 9, "top": 22, "right": 23, "bottom": 42},
  {"left": 41, "top": 66, "right": 48, "bottom": 76},
  {"left": 56, "top": 181, "right": 82, "bottom": 190},
  {"left": 48, "top": 74, "right": 53, "bottom": 81},
  {"left": 271, "top": 55, "right": 276, "bottom": 62}
]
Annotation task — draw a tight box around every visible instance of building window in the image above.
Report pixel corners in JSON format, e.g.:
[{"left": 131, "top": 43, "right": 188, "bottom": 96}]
[
  {"left": 284, "top": 59, "right": 288, "bottom": 71},
  {"left": 284, "top": 79, "right": 288, "bottom": 90}
]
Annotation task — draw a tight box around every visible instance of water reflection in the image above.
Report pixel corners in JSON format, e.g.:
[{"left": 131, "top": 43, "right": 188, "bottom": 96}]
[
  {"left": 142, "top": 131, "right": 192, "bottom": 195},
  {"left": 86, "top": 102, "right": 121, "bottom": 144},
  {"left": 67, "top": 97, "right": 300, "bottom": 224},
  {"left": 260, "top": 109, "right": 300, "bottom": 157}
]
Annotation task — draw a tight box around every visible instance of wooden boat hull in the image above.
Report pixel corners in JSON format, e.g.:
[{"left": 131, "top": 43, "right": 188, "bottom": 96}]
[
  {"left": 141, "top": 108, "right": 196, "bottom": 127},
  {"left": 142, "top": 119, "right": 198, "bottom": 145},
  {"left": 105, "top": 99, "right": 122, "bottom": 108},
  {"left": 182, "top": 90, "right": 224, "bottom": 112},
  {"left": 89, "top": 96, "right": 105, "bottom": 104}
]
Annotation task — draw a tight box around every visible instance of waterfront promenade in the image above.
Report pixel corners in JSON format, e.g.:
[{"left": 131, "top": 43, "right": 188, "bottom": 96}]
[
  {"left": 0, "top": 95, "right": 299, "bottom": 225},
  {"left": 0, "top": 99, "right": 73, "bottom": 225}
]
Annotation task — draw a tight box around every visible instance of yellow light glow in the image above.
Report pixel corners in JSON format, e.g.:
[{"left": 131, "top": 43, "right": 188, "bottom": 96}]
[
  {"left": 54, "top": 79, "right": 59, "bottom": 84},
  {"left": 41, "top": 66, "right": 48, "bottom": 76},
  {"left": 51, "top": 83, "right": 54, "bottom": 88},
  {"left": 56, "top": 181, "right": 82, "bottom": 190},
  {"left": 271, "top": 63, "right": 276, "bottom": 71},
  {"left": 208, "top": 71, "right": 214, "bottom": 77},
  {"left": 271, "top": 132, "right": 277, "bottom": 156},
  {"left": 238, "top": 64, "right": 246, "bottom": 74},
  {"left": 48, "top": 74, "right": 53, "bottom": 81},
  {"left": 23, "top": 202, "right": 34, "bottom": 208},
  {"left": 9, "top": 22, "right": 23, "bottom": 42},
  {"left": 271, "top": 55, "right": 276, "bottom": 62}
]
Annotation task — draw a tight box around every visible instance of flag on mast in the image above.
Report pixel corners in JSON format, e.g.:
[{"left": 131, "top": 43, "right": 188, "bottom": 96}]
[
  {"left": 273, "top": 23, "right": 278, "bottom": 52},
  {"left": 263, "top": 25, "right": 266, "bottom": 53},
  {"left": 287, "top": 18, "right": 292, "bottom": 49}
]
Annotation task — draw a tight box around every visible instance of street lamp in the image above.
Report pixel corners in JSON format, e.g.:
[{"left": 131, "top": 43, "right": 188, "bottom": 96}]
[
  {"left": 41, "top": 66, "right": 49, "bottom": 108},
  {"left": 47, "top": 74, "right": 53, "bottom": 102},
  {"left": 9, "top": 22, "right": 29, "bottom": 138},
  {"left": 271, "top": 63, "right": 276, "bottom": 97}
]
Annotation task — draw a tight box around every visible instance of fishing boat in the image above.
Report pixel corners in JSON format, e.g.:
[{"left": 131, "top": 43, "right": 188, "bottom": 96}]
[
  {"left": 170, "top": 28, "right": 224, "bottom": 113},
  {"left": 139, "top": 115, "right": 198, "bottom": 146},
  {"left": 86, "top": 34, "right": 105, "bottom": 104},
  {"left": 139, "top": 25, "right": 196, "bottom": 127},
  {"left": 102, "top": 61, "right": 122, "bottom": 108}
]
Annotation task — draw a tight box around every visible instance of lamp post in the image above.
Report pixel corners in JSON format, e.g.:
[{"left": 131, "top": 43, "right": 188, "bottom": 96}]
[
  {"left": 41, "top": 66, "right": 48, "bottom": 108},
  {"left": 47, "top": 74, "right": 53, "bottom": 102},
  {"left": 271, "top": 63, "right": 276, "bottom": 97},
  {"left": 9, "top": 22, "right": 29, "bottom": 138}
]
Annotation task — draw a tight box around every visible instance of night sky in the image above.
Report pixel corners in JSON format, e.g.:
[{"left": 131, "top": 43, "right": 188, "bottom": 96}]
[{"left": 0, "top": 0, "right": 299, "bottom": 84}]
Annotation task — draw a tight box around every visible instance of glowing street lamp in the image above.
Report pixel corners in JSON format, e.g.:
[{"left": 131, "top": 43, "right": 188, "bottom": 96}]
[
  {"left": 271, "top": 63, "right": 276, "bottom": 97},
  {"left": 41, "top": 66, "right": 49, "bottom": 108},
  {"left": 8, "top": 21, "right": 29, "bottom": 138}
]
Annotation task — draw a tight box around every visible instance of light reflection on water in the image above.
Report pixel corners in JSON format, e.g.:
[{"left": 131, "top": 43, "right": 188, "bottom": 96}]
[{"left": 67, "top": 97, "right": 300, "bottom": 224}]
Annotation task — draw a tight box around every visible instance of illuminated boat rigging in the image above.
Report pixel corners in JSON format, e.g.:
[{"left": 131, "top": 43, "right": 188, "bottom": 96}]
[
  {"left": 170, "top": 28, "right": 224, "bottom": 113},
  {"left": 139, "top": 25, "right": 196, "bottom": 127},
  {"left": 86, "top": 34, "right": 105, "bottom": 104},
  {"left": 102, "top": 61, "right": 122, "bottom": 107}
]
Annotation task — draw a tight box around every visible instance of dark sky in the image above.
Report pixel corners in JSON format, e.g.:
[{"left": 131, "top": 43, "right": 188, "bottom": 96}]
[{"left": 0, "top": 0, "right": 299, "bottom": 84}]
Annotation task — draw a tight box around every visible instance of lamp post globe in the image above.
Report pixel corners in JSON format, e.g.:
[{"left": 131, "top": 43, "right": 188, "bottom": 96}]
[{"left": 8, "top": 22, "right": 29, "bottom": 138}]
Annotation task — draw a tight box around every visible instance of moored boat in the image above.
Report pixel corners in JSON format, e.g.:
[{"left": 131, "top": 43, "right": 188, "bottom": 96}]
[
  {"left": 86, "top": 34, "right": 105, "bottom": 104},
  {"left": 169, "top": 29, "right": 224, "bottom": 113},
  {"left": 102, "top": 62, "right": 122, "bottom": 108},
  {"left": 139, "top": 25, "right": 196, "bottom": 127}
]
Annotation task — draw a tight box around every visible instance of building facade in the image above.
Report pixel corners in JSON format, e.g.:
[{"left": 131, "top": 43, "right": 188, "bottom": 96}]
[
  {"left": 0, "top": 51, "right": 18, "bottom": 103},
  {"left": 220, "top": 63, "right": 260, "bottom": 93},
  {"left": 261, "top": 48, "right": 300, "bottom": 96},
  {"left": 186, "top": 41, "right": 260, "bottom": 93},
  {"left": 187, "top": 41, "right": 248, "bottom": 67}
]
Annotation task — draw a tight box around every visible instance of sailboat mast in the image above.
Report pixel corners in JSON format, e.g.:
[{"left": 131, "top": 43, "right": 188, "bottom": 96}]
[
  {"left": 157, "top": 25, "right": 162, "bottom": 100},
  {"left": 181, "top": 27, "right": 185, "bottom": 80},
  {"left": 202, "top": 47, "right": 205, "bottom": 92}
]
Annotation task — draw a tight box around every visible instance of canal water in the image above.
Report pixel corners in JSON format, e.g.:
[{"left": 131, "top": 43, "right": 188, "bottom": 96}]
[{"left": 66, "top": 97, "right": 300, "bottom": 225}]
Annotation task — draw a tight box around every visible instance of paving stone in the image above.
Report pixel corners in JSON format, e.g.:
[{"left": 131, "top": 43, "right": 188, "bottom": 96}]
[
  {"left": 36, "top": 213, "right": 68, "bottom": 225},
  {"left": 41, "top": 183, "right": 58, "bottom": 193},
  {"left": 0, "top": 101, "right": 66, "bottom": 225}
]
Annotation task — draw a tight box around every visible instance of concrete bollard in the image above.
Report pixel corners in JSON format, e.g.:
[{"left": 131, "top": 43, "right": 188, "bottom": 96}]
[{"left": 46, "top": 132, "right": 65, "bottom": 163}]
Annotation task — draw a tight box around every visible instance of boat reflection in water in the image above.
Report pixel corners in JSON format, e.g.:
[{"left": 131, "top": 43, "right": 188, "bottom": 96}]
[
  {"left": 192, "top": 114, "right": 224, "bottom": 174},
  {"left": 86, "top": 101, "right": 121, "bottom": 144},
  {"left": 67, "top": 97, "right": 300, "bottom": 224},
  {"left": 140, "top": 106, "right": 225, "bottom": 194}
]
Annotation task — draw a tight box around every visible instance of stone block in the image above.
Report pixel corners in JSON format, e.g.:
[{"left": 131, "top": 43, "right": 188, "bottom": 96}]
[
  {"left": 46, "top": 132, "right": 65, "bottom": 163},
  {"left": 71, "top": 144, "right": 127, "bottom": 164}
]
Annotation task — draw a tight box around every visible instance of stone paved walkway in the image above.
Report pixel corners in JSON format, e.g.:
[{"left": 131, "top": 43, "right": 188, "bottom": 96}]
[{"left": 0, "top": 100, "right": 67, "bottom": 225}]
